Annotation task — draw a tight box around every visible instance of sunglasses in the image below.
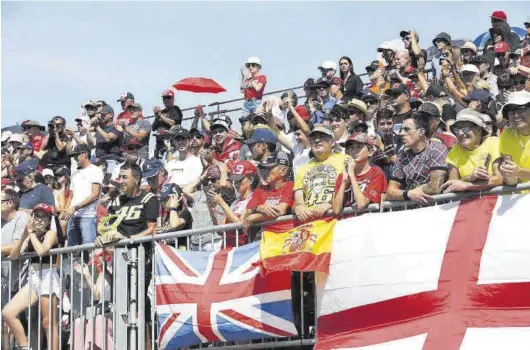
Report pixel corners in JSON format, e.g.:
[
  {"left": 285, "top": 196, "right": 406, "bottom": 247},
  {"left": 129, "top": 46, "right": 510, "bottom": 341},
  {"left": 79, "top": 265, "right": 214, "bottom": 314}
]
[
  {"left": 33, "top": 214, "right": 49, "bottom": 221},
  {"left": 162, "top": 96, "right": 173, "bottom": 100},
  {"left": 246, "top": 63, "right": 258, "bottom": 68},
  {"left": 452, "top": 125, "right": 473, "bottom": 134},
  {"left": 125, "top": 146, "right": 140, "bottom": 152},
  {"left": 507, "top": 105, "right": 528, "bottom": 115},
  {"left": 320, "top": 68, "right": 333, "bottom": 72},
  {"left": 190, "top": 134, "right": 203, "bottom": 139},
  {"left": 317, "top": 85, "right": 328, "bottom": 90},
  {"left": 402, "top": 37, "right": 411, "bottom": 41},
  {"left": 86, "top": 106, "right": 96, "bottom": 111}
]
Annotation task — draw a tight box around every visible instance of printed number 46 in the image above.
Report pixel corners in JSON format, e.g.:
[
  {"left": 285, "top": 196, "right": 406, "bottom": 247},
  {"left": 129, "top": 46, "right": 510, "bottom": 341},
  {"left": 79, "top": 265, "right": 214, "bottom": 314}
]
[{"left": 116, "top": 205, "right": 143, "bottom": 220}]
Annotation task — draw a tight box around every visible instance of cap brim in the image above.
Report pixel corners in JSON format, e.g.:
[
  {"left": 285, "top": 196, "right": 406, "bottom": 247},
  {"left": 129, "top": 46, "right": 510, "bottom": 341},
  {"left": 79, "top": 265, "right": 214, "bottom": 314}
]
[
  {"left": 142, "top": 169, "right": 160, "bottom": 179},
  {"left": 242, "top": 139, "right": 256, "bottom": 145},
  {"left": 309, "top": 130, "right": 334, "bottom": 138},
  {"left": 399, "top": 30, "right": 409, "bottom": 38}
]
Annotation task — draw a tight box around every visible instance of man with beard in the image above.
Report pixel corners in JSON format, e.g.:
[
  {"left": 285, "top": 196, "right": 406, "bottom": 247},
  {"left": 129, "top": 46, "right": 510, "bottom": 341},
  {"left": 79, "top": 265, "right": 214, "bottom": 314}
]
[
  {"left": 117, "top": 103, "right": 151, "bottom": 160},
  {"left": 152, "top": 89, "right": 183, "bottom": 159},
  {"left": 165, "top": 128, "right": 203, "bottom": 187},
  {"left": 83, "top": 100, "right": 98, "bottom": 121},
  {"left": 21, "top": 120, "right": 45, "bottom": 152}
]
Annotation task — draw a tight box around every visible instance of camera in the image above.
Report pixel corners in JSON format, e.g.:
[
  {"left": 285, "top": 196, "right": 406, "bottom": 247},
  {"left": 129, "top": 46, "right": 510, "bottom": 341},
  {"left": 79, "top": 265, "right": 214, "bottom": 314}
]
[
  {"left": 438, "top": 53, "right": 447, "bottom": 65},
  {"left": 48, "top": 121, "right": 55, "bottom": 131}
]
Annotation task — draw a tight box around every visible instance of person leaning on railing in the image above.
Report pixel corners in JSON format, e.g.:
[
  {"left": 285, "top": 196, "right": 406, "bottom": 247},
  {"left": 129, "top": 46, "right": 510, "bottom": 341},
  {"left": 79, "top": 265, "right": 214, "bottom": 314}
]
[{"left": 3, "top": 203, "right": 63, "bottom": 350}]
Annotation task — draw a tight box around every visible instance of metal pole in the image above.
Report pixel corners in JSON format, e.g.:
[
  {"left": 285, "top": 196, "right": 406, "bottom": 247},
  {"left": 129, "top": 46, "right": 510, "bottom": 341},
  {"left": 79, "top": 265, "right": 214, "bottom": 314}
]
[
  {"left": 137, "top": 244, "right": 146, "bottom": 350},
  {"left": 37, "top": 259, "right": 42, "bottom": 350},
  {"left": 48, "top": 256, "right": 53, "bottom": 350},
  {"left": 59, "top": 254, "right": 63, "bottom": 350},
  {"left": 79, "top": 251, "right": 85, "bottom": 350},
  {"left": 91, "top": 252, "right": 96, "bottom": 350},
  {"left": 129, "top": 247, "right": 138, "bottom": 350},
  {"left": 101, "top": 250, "right": 107, "bottom": 350}
]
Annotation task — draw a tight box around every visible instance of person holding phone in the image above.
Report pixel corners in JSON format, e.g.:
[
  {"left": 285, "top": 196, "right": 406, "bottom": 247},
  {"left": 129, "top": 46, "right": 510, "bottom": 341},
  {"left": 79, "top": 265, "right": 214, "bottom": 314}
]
[
  {"left": 241, "top": 56, "right": 267, "bottom": 116},
  {"left": 441, "top": 109, "right": 502, "bottom": 193}
]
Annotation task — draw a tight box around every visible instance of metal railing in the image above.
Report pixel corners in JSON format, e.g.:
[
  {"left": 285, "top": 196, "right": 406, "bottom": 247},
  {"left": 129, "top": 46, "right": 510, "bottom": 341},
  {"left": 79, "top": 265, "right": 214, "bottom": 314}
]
[{"left": 1, "top": 183, "right": 528, "bottom": 350}]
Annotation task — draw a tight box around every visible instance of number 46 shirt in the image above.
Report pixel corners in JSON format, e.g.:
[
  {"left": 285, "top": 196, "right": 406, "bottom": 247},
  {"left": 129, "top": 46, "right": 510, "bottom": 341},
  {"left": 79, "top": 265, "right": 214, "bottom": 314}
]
[{"left": 109, "top": 191, "right": 159, "bottom": 238}]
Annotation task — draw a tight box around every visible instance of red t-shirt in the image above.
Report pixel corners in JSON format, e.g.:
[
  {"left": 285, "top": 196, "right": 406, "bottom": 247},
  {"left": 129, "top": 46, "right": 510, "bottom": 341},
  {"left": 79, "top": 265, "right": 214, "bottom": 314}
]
[
  {"left": 247, "top": 182, "right": 294, "bottom": 233},
  {"left": 212, "top": 137, "right": 241, "bottom": 163},
  {"left": 244, "top": 75, "right": 267, "bottom": 100},
  {"left": 432, "top": 132, "right": 457, "bottom": 149},
  {"left": 116, "top": 110, "right": 134, "bottom": 125},
  {"left": 343, "top": 166, "right": 387, "bottom": 207},
  {"left": 31, "top": 134, "right": 44, "bottom": 152}
]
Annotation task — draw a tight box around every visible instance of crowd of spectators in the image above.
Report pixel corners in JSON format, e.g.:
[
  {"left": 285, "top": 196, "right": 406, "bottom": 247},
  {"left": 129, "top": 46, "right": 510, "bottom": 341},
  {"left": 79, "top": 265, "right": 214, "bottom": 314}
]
[{"left": 1, "top": 10, "right": 530, "bottom": 349}]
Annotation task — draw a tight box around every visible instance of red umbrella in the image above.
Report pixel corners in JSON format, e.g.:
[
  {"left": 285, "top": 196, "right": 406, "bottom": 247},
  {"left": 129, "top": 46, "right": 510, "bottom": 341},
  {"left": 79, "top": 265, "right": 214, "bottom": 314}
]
[{"left": 172, "top": 77, "right": 226, "bottom": 94}]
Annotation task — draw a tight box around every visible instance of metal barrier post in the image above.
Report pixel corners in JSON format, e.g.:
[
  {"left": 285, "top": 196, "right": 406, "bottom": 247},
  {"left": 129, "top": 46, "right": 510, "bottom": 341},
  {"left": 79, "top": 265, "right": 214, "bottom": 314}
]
[
  {"left": 129, "top": 247, "right": 138, "bottom": 350},
  {"left": 113, "top": 247, "right": 129, "bottom": 349},
  {"left": 137, "top": 244, "right": 146, "bottom": 350}
]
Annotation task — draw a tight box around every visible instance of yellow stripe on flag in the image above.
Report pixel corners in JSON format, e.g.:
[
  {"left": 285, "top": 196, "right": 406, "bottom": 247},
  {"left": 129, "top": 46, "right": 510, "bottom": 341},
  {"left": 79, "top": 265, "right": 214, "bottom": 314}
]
[{"left": 260, "top": 219, "right": 336, "bottom": 274}]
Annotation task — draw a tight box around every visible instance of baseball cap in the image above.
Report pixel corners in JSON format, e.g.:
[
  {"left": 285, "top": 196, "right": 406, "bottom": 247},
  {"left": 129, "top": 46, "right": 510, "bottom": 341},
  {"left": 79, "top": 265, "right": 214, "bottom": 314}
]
[
  {"left": 42, "top": 168, "right": 54, "bottom": 177},
  {"left": 159, "top": 183, "right": 183, "bottom": 200},
  {"left": 127, "top": 102, "right": 143, "bottom": 110},
  {"left": 84, "top": 100, "right": 97, "bottom": 108},
  {"left": 1, "top": 131, "right": 12, "bottom": 143},
  {"left": 18, "top": 143, "right": 34, "bottom": 151},
  {"left": 9, "top": 134, "right": 24, "bottom": 144},
  {"left": 425, "top": 84, "right": 447, "bottom": 98},
  {"left": 461, "top": 41, "right": 477, "bottom": 53},
  {"left": 303, "top": 78, "right": 317, "bottom": 89},
  {"left": 462, "top": 90, "right": 492, "bottom": 104},
  {"left": 100, "top": 105, "right": 115, "bottom": 115},
  {"left": 21, "top": 120, "right": 45, "bottom": 131},
  {"left": 462, "top": 64, "right": 480, "bottom": 74},
  {"left": 162, "top": 89, "right": 175, "bottom": 97},
  {"left": 117, "top": 92, "right": 134, "bottom": 102},
  {"left": 501, "top": 91, "right": 530, "bottom": 119},
  {"left": 330, "top": 77, "right": 344, "bottom": 86},
  {"left": 494, "top": 41, "right": 510, "bottom": 54},
  {"left": 258, "top": 151, "right": 290, "bottom": 168},
  {"left": 342, "top": 132, "right": 377, "bottom": 147},
  {"left": 490, "top": 10, "right": 507, "bottom": 21},
  {"left": 211, "top": 115, "right": 231, "bottom": 131},
  {"left": 142, "top": 158, "right": 164, "bottom": 178},
  {"left": 251, "top": 113, "right": 269, "bottom": 125},
  {"left": 365, "top": 60, "right": 384, "bottom": 71},
  {"left": 55, "top": 166, "right": 71, "bottom": 177},
  {"left": 74, "top": 115, "right": 90, "bottom": 124},
  {"left": 377, "top": 41, "right": 397, "bottom": 53},
  {"left": 32, "top": 203, "right": 53, "bottom": 216},
  {"left": 14, "top": 158, "right": 39, "bottom": 178},
  {"left": 452, "top": 109, "right": 486, "bottom": 131},
  {"left": 361, "top": 90, "right": 380, "bottom": 102},
  {"left": 168, "top": 126, "right": 190, "bottom": 139},
  {"left": 246, "top": 56, "right": 261, "bottom": 67},
  {"left": 417, "top": 102, "right": 442, "bottom": 119},
  {"left": 229, "top": 160, "right": 257, "bottom": 181},
  {"left": 70, "top": 144, "right": 91, "bottom": 157},
  {"left": 316, "top": 78, "right": 330, "bottom": 87},
  {"left": 189, "top": 128, "right": 204, "bottom": 138},
  {"left": 93, "top": 157, "right": 108, "bottom": 167},
  {"left": 385, "top": 83, "right": 409, "bottom": 96},
  {"left": 293, "top": 105, "right": 310, "bottom": 121},
  {"left": 243, "top": 128, "right": 277, "bottom": 145},
  {"left": 319, "top": 61, "right": 337, "bottom": 70},
  {"left": 123, "top": 138, "right": 143, "bottom": 149},
  {"left": 399, "top": 30, "right": 419, "bottom": 42},
  {"left": 471, "top": 55, "right": 491, "bottom": 66},
  {"left": 309, "top": 124, "right": 334, "bottom": 138}
]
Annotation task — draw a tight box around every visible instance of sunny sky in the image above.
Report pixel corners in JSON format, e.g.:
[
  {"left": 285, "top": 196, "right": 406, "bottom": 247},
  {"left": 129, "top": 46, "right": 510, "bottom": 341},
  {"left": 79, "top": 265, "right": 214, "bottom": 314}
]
[{"left": 1, "top": 1, "right": 529, "bottom": 130}]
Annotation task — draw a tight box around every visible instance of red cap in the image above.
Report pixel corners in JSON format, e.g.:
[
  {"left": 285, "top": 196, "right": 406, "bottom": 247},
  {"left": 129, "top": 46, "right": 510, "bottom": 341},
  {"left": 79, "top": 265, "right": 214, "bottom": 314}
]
[
  {"left": 294, "top": 105, "right": 310, "bottom": 121},
  {"left": 32, "top": 203, "right": 53, "bottom": 215},
  {"left": 343, "top": 132, "right": 377, "bottom": 147},
  {"left": 229, "top": 160, "right": 257, "bottom": 181},
  {"left": 1, "top": 178, "right": 13, "bottom": 186},
  {"left": 494, "top": 41, "right": 510, "bottom": 53},
  {"left": 330, "top": 77, "right": 344, "bottom": 86},
  {"left": 162, "top": 89, "right": 175, "bottom": 97},
  {"left": 490, "top": 10, "right": 507, "bottom": 21}
]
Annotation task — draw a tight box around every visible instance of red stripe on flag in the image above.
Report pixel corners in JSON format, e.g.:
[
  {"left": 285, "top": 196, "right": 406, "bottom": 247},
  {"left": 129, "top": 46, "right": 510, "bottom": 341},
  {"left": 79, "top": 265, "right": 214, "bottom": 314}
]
[
  {"left": 262, "top": 252, "right": 331, "bottom": 273},
  {"left": 219, "top": 309, "right": 295, "bottom": 337},
  {"left": 159, "top": 243, "right": 198, "bottom": 277},
  {"left": 159, "top": 312, "right": 180, "bottom": 344}
]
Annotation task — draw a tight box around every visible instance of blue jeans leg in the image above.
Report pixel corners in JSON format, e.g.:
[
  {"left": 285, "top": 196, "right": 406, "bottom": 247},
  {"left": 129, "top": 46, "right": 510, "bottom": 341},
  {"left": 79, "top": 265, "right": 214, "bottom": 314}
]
[
  {"left": 67, "top": 217, "right": 81, "bottom": 247},
  {"left": 79, "top": 217, "right": 97, "bottom": 244},
  {"left": 242, "top": 99, "right": 261, "bottom": 115}
]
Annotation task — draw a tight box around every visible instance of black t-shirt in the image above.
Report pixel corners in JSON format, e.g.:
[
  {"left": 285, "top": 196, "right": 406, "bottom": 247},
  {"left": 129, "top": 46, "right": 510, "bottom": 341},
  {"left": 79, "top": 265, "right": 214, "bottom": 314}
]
[
  {"left": 109, "top": 191, "right": 159, "bottom": 238},
  {"left": 96, "top": 124, "right": 122, "bottom": 160},
  {"left": 42, "top": 134, "right": 71, "bottom": 170},
  {"left": 394, "top": 109, "right": 413, "bottom": 125},
  {"left": 152, "top": 106, "right": 183, "bottom": 132}
]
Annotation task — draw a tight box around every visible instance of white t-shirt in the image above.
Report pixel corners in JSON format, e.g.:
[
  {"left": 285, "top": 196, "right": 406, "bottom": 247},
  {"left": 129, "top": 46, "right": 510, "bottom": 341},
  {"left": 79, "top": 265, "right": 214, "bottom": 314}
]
[
  {"left": 70, "top": 164, "right": 104, "bottom": 217},
  {"left": 165, "top": 155, "right": 203, "bottom": 187},
  {"left": 293, "top": 148, "right": 311, "bottom": 176}
]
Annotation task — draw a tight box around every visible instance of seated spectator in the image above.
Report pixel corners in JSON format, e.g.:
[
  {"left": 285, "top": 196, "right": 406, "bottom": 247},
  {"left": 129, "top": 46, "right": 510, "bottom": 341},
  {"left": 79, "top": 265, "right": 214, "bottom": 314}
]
[
  {"left": 117, "top": 103, "right": 151, "bottom": 160},
  {"left": 511, "top": 73, "right": 528, "bottom": 92},
  {"left": 293, "top": 125, "right": 347, "bottom": 221},
  {"left": 41, "top": 116, "right": 73, "bottom": 172},
  {"left": 116, "top": 92, "right": 135, "bottom": 125},
  {"left": 442, "top": 109, "right": 502, "bottom": 193},
  {"left": 366, "top": 60, "right": 389, "bottom": 95},
  {"left": 460, "top": 41, "right": 478, "bottom": 65},
  {"left": 333, "top": 133, "right": 387, "bottom": 213},
  {"left": 244, "top": 153, "right": 294, "bottom": 233},
  {"left": 21, "top": 120, "right": 45, "bottom": 152},
  {"left": 152, "top": 89, "right": 183, "bottom": 159},
  {"left": 387, "top": 113, "right": 449, "bottom": 203},
  {"left": 324, "top": 106, "right": 349, "bottom": 144},
  {"left": 311, "top": 78, "right": 337, "bottom": 124},
  {"left": 165, "top": 128, "right": 203, "bottom": 187},
  {"left": 210, "top": 160, "right": 257, "bottom": 247},
  {"left": 188, "top": 128, "right": 206, "bottom": 157},
  {"left": 374, "top": 109, "right": 401, "bottom": 177},
  {"left": 94, "top": 105, "right": 122, "bottom": 162},
  {"left": 143, "top": 158, "right": 169, "bottom": 195},
  {"left": 111, "top": 138, "right": 147, "bottom": 187},
  {"left": 241, "top": 57, "right": 266, "bottom": 115},
  {"left": 156, "top": 184, "right": 193, "bottom": 249},
  {"left": 318, "top": 60, "right": 337, "bottom": 83},
  {"left": 417, "top": 102, "right": 457, "bottom": 149},
  {"left": 61, "top": 144, "right": 103, "bottom": 247},
  {"left": 385, "top": 83, "right": 413, "bottom": 124},
  {"left": 499, "top": 91, "right": 530, "bottom": 185},
  {"left": 471, "top": 55, "right": 498, "bottom": 97},
  {"left": 1, "top": 178, "right": 15, "bottom": 191},
  {"left": 3, "top": 203, "right": 61, "bottom": 350},
  {"left": 209, "top": 116, "right": 241, "bottom": 163},
  {"left": 329, "top": 77, "right": 346, "bottom": 103},
  {"left": 338, "top": 56, "right": 364, "bottom": 101},
  {"left": 425, "top": 83, "right": 457, "bottom": 127},
  {"left": 42, "top": 168, "right": 55, "bottom": 190},
  {"left": 346, "top": 99, "right": 368, "bottom": 132},
  {"left": 15, "top": 159, "right": 55, "bottom": 212}
]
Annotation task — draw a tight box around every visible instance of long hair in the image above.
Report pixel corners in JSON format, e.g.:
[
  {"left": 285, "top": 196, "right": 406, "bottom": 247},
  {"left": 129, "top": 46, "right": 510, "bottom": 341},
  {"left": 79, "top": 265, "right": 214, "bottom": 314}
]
[{"left": 339, "top": 56, "right": 355, "bottom": 80}]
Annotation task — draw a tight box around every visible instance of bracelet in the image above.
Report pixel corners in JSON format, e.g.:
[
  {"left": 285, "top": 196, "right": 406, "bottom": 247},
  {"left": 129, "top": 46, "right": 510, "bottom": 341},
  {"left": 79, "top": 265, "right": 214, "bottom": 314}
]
[
  {"left": 402, "top": 190, "right": 410, "bottom": 201},
  {"left": 251, "top": 207, "right": 258, "bottom": 215}
]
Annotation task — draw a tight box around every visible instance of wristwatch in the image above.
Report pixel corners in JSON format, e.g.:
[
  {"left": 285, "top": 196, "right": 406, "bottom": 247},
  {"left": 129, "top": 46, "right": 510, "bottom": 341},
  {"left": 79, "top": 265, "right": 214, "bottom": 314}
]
[
  {"left": 402, "top": 190, "right": 410, "bottom": 201},
  {"left": 251, "top": 207, "right": 258, "bottom": 215}
]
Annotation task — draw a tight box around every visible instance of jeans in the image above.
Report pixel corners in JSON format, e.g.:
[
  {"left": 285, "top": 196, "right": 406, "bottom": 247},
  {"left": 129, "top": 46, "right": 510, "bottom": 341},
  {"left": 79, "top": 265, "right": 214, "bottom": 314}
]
[
  {"left": 67, "top": 216, "right": 97, "bottom": 246},
  {"left": 242, "top": 99, "right": 261, "bottom": 115}
]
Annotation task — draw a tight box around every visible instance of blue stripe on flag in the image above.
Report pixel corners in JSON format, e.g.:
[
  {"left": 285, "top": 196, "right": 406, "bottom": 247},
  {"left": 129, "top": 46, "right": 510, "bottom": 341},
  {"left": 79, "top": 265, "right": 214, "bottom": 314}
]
[{"left": 229, "top": 241, "right": 260, "bottom": 273}]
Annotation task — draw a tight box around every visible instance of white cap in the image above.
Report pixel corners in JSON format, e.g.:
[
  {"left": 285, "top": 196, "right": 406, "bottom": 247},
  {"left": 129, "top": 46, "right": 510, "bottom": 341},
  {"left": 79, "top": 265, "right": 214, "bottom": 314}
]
[
  {"left": 42, "top": 168, "right": 54, "bottom": 177},
  {"left": 1, "top": 131, "right": 12, "bottom": 142},
  {"left": 377, "top": 41, "right": 398, "bottom": 53},
  {"left": 246, "top": 56, "right": 261, "bottom": 66},
  {"left": 461, "top": 41, "right": 477, "bottom": 53},
  {"left": 462, "top": 64, "right": 480, "bottom": 74},
  {"left": 501, "top": 90, "right": 530, "bottom": 119},
  {"left": 319, "top": 60, "right": 337, "bottom": 70},
  {"left": 9, "top": 133, "right": 24, "bottom": 144},
  {"left": 75, "top": 115, "right": 90, "bottom": 123}
]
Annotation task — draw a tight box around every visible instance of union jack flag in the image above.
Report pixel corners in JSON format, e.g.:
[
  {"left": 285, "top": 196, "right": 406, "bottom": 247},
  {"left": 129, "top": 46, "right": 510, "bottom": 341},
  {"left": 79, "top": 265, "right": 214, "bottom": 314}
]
[{"left": 155, "top": 242, "right": 298, "bottom": 349}]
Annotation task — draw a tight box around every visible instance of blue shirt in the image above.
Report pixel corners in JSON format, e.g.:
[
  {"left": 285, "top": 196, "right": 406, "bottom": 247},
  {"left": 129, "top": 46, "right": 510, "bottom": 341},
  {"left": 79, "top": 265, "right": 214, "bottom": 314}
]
[
  {"left": 19, "top": 184, "right": 55, "bottom": 210},
  {"left": 313, "top": 97, "right": 337, "bottom": 124}
]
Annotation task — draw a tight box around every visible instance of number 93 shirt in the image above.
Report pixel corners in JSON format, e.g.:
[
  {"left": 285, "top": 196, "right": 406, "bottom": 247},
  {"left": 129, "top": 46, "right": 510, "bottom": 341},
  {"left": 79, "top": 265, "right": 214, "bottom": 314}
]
[
  {"left": 294, "top": 152, "right": 347, "bottom": 208},
  {"left": 109, "top": 191, "right": 160, "bottom": 238}
]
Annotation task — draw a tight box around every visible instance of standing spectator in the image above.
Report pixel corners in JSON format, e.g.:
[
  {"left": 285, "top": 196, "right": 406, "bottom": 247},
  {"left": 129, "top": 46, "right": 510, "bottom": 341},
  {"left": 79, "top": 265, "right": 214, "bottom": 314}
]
[
  {"left": 499, "top": 91, "right": 530, "bottom": 185},
  {"left": 311, "top": 78, "right": 337, "bottom": 124},
  {"left": 431, "top": 32, "right": 453, "bottom": 79},
  {"left": 442, "top": 109, "right": 502, "bottom": 193},
  {"left": 399, "top": 30, "right": 426, "bottom": 69},
  {"left": 244, "top": 153, "right": 294, "bottom": 233},
  {"left": 417, "top": 102, "right": 457, "bottom": 149},
  {"left": 15, "top": 159, "right": 55, "bottom": 212},
  {"left": 209, "top": 116, "right": 241, "bottom": 163},
  {"left": 53, "top": 166, "right": 71, "bottom": 214},
  {"left": 116, "top": 92, "right": 135, "bottom": 125},
  {"left": 143, "top": 158, "right": 169, "bottom": 195},
  {"left": 472, "top": 55, "right": 498, "bottom": 97},
  {"left": 188, "top": 128, "right": 205, "bottom": 157},
  {"left": 3, "top": 203, "right": 61, "bottom": 350},
  {"left": 156, "top": 183, "right": 193, "bottom": 248},
  {"left": 152, "top": 89, "right": 183, "bottom": 159},
  {"left": 83, "top": 100, "right": 98, "bottom": 120},
  {"left": 329, "top": 77, "right": 346, "bottom": 103},
  {"left": 94, "top": 105, "right": 122, "bottom": 162},
  {"left": 377, "top": 42, "right": 398, "bottom": 70},
  {"left": 293, "top": 125, "right": 347, "bottom": 221},
  {"left": 303, "top": 78, "right": 318, "bottom": 105},
  {"left": 117, "top": 103, "right": 151, "bottom": 160},
  {"left": 333, "top": 133, "right": 387, "bottom": 213},
  {"left": 41, "top": 116, "right": 73, "bottom": 172},
  {"left": 241, "top": 57, "right": 266, "bottom": 115},
  {"left": 338, "top": 56, "right": 364, "bottom": 100},
  {"left": 386, "top": 114, "right": 449, "bottom": 203},
  {"left": 69, "top": 115, "right": 95, "bottom": 149},
  {"left": 318, "top": 60, "right": 337, "bottom": 83},
  {"left": 385, "top": 83, "right": 413, "bottom": 124},
  {"left": 244, "top": 128, "right": 278, "bottom": 163},
  {"left": 460, "top": 41, "right": 478, "bottom": 64},
  {"left": 165, "top": 128, "right": 203, "bottom": 187},
  {"left": 62, "top": 144, "right": 103, "bottom": 246},
  {"left": 366, "top": 60, "right": 389, "bottom": 95},
  {"left": 96, "top": 100, "right": 107, "bottom": 114},
  {"left": 110, "top": 139, "right": 147, "bottom": 187},
  {"left": 486, "top": 11, "right": 521, "bottom": 52},
  {"left": 21, "top": 120, "right": 45, "bottom": 152}
]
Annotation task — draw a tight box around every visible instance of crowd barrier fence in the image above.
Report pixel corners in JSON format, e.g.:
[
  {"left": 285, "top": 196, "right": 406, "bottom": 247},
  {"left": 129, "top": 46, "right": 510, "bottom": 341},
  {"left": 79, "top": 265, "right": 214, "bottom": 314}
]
[{"left": 1, "top": 183, "right": 528, "bottom": 350}]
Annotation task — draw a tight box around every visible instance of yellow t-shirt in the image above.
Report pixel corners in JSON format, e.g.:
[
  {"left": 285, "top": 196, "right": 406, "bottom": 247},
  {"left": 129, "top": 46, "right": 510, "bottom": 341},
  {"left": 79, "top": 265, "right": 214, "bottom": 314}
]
[
  {"left": 294, "top": 152, "right": 348, "bottom": 208},
  {"left": 446, "top": 136, "right": 500, "bottom": 179},
  {"left": 499, "top": 128, "right": 530, "bottom": 183}
]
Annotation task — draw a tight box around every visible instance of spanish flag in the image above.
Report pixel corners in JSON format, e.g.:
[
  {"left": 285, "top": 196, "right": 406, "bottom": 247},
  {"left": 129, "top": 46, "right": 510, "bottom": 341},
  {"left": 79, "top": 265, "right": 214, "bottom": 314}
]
[{"left": 260, "top": 219, "right": 336, "bottom": 274}]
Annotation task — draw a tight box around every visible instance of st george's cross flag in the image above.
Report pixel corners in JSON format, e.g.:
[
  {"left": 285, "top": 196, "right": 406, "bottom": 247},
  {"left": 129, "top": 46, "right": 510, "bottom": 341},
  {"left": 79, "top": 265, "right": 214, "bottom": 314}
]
[
  {"left": 316, "top": 194, "right": 530, "bottom": 349},
  {"left": 154, "top": 241, "right": 298, "bottom": 349}
]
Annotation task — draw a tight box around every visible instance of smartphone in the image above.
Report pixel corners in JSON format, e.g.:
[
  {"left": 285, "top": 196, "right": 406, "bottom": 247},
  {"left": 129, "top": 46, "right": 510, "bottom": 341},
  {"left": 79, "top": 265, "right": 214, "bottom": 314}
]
[
  {"left": 502, "top": 154, "right": 513, "bottom": 163},
  {"left": 483, "top": 153, "right": 492, "bottom": 169}
]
